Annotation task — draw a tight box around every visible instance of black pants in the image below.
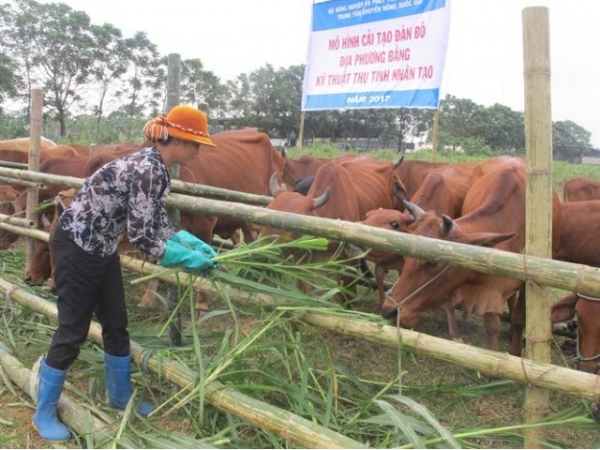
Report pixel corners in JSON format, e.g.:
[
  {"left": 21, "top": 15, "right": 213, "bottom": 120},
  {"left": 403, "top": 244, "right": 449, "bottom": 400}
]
[{"left": 45, "top": 225, "right": 130, "bottom": 370}]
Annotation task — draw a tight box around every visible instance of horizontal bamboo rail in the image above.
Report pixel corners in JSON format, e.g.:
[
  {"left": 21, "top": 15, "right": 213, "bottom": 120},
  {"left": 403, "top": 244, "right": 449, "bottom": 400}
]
[
  {"left": 0, "top": 278, "right": 365, "bottom": 449},
  {"left": 0, "top": 213, "right": 35, "bottom": 228},
  {"left": 0, "top": 175, "right": 43, "bottom": 188},
  {"left": 0, "top": 166, "right": 272, "bottom": 205}
]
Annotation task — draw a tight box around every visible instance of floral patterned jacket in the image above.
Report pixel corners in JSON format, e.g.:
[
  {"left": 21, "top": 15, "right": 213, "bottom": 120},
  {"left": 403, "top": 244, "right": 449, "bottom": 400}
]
[{"left": 58, "top": 146, "right": 175, "bottom": 259}]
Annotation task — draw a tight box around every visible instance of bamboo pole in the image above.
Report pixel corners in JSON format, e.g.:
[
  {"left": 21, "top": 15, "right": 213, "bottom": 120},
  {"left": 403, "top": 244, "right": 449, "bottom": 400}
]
[
  {"left": 0, "top": 213, "right": 35, "bottom": 228},
  {"left": 0, "top": 348, "right": 139, "bottom": 448},
  {"left": 0, "top": 278, "right": 366, "bottom": 449},
  {"left": 0, "top": 222, "right": 48, "bottom": 241},
  {"left": 0, "top": 175, "right": 43, "bottom": 188},
  {"left": 115, "top": 258, "right": 600, "bottom": 402},
  {"left": 0, "top": 167, "right": 273, "bottom": 205},
  {"left": 522, "top": 7, "right": 552, "bottom": 446},
  {"left": 26, "top": 88, "right": 42, "bottom": 269},
  {"left": 0, "top": 161, "right": 28, "bottom": 170}
]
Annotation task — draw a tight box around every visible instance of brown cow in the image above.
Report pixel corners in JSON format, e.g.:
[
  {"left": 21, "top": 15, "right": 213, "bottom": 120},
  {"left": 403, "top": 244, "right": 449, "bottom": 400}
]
[
  {"left": 261, "top": 164, "right": 363, "bottom": 304},
  {"left": 563, "top": 177, "right": 600, "bottom": 202},
  {"left": 0, "top": 185, "right": 24, "bottom": 249},
  {"left": 0, "top": 137, "right": 57, "bottom": 152},
  {"left": 359, "top": 164, "right": 474, "bottom": 338},
  {"left": 381, "top": 156, "right": 562, "bottom": 356},
  {"left": 0, "top": 145, "right": 79, "bottom": 164},
  {"left": 551, "top": 200, "right": 600, "bottom": 378},
  {"left": 282, "top": 154, "right": 333, "bottom": 188},
  {"left": 179, "top": 129, "right": 286, "bottom": 243}
]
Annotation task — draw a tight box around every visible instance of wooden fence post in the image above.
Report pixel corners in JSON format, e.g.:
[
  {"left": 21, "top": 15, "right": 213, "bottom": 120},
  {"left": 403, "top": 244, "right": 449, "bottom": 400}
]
[
  {"left": 523, "top": 7, "right": 552, "bottom": 447},
  {"left": 166, "top": 53, "right": 183, "bottom": 347},
  {"left": 25, "top": 88, "right": 43, "bottom": 268}
]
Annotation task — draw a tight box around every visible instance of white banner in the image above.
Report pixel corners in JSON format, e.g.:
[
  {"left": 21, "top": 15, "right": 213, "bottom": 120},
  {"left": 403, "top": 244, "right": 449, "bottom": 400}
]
[{"left": 302, "top": 0, "right": 451, "bottom": 111}]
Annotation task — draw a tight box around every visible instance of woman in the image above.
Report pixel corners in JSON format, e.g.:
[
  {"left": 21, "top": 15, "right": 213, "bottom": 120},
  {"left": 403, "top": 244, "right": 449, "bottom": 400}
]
[{"left": 33, "top": 105, "right": 219, "bottom": 442}]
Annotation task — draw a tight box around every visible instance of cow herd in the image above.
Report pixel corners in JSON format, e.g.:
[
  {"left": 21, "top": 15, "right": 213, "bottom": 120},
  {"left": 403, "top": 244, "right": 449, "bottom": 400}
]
[{"left": 1, "top": 133, "right": 600, "bottom": 381}]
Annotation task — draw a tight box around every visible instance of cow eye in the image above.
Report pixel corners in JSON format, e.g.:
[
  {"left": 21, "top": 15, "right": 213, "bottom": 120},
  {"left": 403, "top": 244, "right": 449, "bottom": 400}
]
[
  {"left": 424, "top": 261, "right": 437, "bottom": 270},
  {"left": 390, "top": 221, "right": 399, "bottom": 230}
]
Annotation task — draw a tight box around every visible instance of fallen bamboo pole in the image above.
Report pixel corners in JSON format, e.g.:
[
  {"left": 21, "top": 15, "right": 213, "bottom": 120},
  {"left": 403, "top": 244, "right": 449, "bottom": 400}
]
[
  {"left": 0, "top": 348, "right": 139, "bottom": 448},
  {"left": 118, "top": 257, "right": 600, "bottom": 403},
  {"left": 0, "top": 278, "right": 366, "bottom": 449}
]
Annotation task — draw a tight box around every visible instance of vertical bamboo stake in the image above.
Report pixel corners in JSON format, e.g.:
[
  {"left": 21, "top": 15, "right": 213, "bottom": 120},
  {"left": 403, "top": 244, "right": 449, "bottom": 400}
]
[
  {"left": 431, "top": 108, "right": 440, "bottom": 162},
  {"left": 26, "top": 88, "right": 43, "bottom": 268},
  {"left": 297, "top": 110, "right": 306, "bottom": 150},
  {"left": 166, "top": 53, "right": 183, "bottom": 346},
  {"left": 522, "top": 7, "right": 552, "bottom": 448}
]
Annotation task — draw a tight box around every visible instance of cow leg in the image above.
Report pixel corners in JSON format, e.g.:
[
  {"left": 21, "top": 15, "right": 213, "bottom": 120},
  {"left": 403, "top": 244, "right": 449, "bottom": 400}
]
[
  {"left": 375, "top": 264, "right": 387, "bottom": 312},
  {"left": 137, "top": 279, "right": 161, "bottom": 307},
  {"left": 444, "top": 306, "right": 464, "bottom": 343},
  {"left": 194, "top": 291, "right": 211, "bottom": 316},
  {"left": 483, "top": 312, "right": 501, "bottom": 352},
  {"left": 507, "top": 288, "right": 525, "bottom": 357}
]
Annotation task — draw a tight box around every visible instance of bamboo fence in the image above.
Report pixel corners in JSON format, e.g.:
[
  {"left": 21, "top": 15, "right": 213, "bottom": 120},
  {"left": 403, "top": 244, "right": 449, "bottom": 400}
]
[
  {"left": 0, "top": 278, "right": 365, "bottom": 449},
  {"left": 0, "top": 166, "right": 597, "bottom": 297},
  {"left": 117, "top": 256, "right": 600, "bottom": 403}
]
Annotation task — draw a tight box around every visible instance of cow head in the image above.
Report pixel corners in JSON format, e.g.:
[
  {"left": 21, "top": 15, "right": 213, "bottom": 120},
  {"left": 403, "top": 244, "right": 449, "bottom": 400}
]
[
  {"left": 0, "top": 185, "right": 24, "bottom": 250},
  {"left": 380, "top": 201, "right": 515, "bottom": 326},
  {"left": 359, "top": 208, "right": 413, "bottom": 264},
  {"left": 23, "top": 189, "right": 77, "bottom": 289}
]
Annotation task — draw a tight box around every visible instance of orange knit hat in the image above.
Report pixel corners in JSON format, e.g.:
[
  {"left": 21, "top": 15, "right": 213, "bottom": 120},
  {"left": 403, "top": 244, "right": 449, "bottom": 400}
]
[{"left": 142, "top": 105, "right": 216, "bottom": 147}]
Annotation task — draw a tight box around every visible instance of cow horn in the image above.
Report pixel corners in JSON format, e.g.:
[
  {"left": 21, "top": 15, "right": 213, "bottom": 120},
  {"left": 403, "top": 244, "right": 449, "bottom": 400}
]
[
  {"left": 269, "top": 172, "right": 282, "bottom": 196},
  {"left": 313, "top": 187, "right": 330, "bottom": 209},
  {"left": 441, "top": 214, "right": 454, "bottom": 236},
  {"left": 393, "top": 155, "right": 404, "bottom": 168},
  {"left": 403, "top": 200, "right": 424, "bottom": 219}
]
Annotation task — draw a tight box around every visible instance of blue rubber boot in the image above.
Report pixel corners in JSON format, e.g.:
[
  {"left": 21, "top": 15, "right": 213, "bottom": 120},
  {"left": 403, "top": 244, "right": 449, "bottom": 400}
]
[
  {"left": 32, "top": 358, "right": 72, "bottom": 442},
  {"left": 104, "top": 353, "right": 154, "bottom": 416}
]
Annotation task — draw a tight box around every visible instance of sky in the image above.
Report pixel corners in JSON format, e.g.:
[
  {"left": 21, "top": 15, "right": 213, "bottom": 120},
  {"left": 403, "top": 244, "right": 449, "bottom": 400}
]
[{"left": 35, "top": 0, "right": 600, "bottom": 147}]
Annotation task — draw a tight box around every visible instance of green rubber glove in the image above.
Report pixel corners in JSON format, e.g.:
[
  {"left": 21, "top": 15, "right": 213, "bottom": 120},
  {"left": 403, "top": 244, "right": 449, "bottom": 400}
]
[
  {"left": 159, "top": 240, "right": 215, "bottom": 271},
  {"left": 170, "top": 230, "right": 220, "bottom": 269}
]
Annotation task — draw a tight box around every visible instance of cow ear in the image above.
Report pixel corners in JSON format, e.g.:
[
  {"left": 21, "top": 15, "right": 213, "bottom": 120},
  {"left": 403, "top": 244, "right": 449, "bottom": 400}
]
[
  {"left": 392, "top": 175, "right": 408, "bottom": 206},
  {"left": 551, "top": 293, "right": 578, "bottom": 323},
  {"left": 269, "top": 172, "right": 282, "bottom": 196},
  {"left": 466, "top": 231, "right": 515, "bottom": 248}
]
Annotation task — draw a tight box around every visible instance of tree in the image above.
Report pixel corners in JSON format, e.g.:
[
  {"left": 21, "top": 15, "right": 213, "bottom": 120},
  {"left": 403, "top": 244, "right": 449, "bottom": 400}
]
[
  {"left": 9, "top": 0, "right": 95, "bottom": 136},
  {"left": 89, "top": 23, "right": 128, "bottom": 126},
  {"left": 114, "top": 31, "right": 161, "bottom": 118},
  {"left": 180, "top": 58, "right": 227, "bottom": 120},
  {"left": 470, "top": 103, "right": 525, "bottom": 154},
  {"left": 552, "top": 120, "right": 592, "bottom": 161}
]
